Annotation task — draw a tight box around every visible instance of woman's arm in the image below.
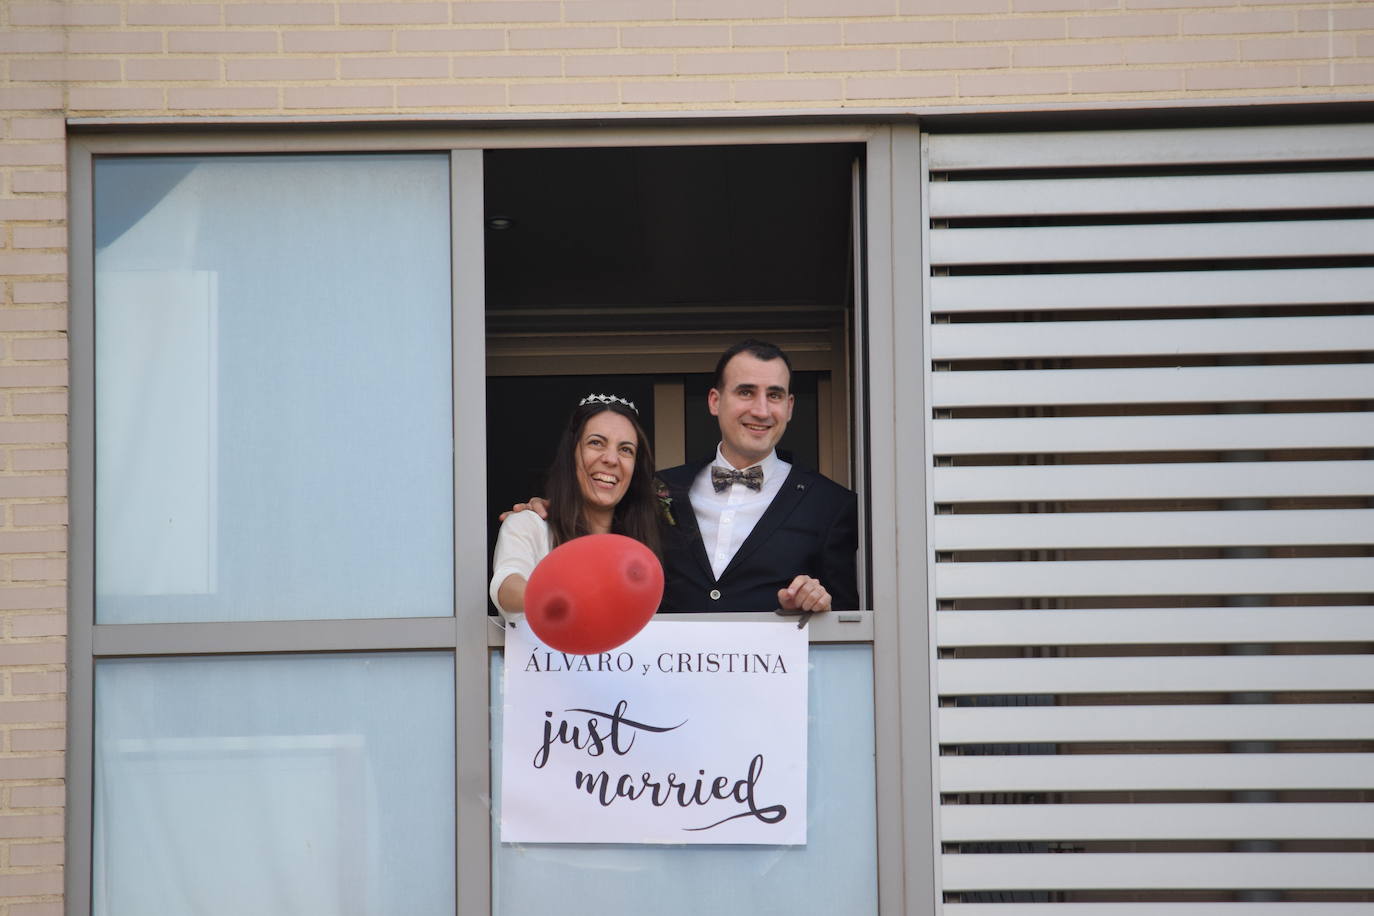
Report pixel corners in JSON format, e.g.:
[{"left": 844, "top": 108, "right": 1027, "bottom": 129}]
[
  {"left": 489, "top": 511, "right": 550, "bottom": 618},
  {"left": 495, "top": 574, "right": 527, "bottom": 614}
]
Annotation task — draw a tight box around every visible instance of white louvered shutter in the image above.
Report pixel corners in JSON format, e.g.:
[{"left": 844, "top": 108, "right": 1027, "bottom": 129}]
[{"left": 923, "top": 123, "right": 1374, "bottom": 912}]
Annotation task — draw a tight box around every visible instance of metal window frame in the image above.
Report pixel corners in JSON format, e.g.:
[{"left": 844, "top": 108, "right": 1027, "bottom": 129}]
[{"left": 65, "top": 122, "right": 935, "bottom": 916}]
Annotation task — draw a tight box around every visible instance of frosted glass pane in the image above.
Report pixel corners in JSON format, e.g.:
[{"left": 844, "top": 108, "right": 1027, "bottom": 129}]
[
  {"left": 93, "top": 653, "right": 454, "bottom": 916},
  {"left": 94, "top": 154, "right": 453, "bottom": 622},
  {"left": 491, "top": 643, "right": 878, "bottom": 915}
]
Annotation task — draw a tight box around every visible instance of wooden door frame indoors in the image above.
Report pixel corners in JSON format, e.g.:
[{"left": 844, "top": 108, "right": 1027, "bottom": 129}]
[{"left": 486, "top": 325, "right": 852, "bottom": 485}]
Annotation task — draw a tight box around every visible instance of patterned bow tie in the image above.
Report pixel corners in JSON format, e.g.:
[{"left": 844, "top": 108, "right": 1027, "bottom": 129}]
[{"left": 711, "top": 465, "right": 764, "bottom": 493}]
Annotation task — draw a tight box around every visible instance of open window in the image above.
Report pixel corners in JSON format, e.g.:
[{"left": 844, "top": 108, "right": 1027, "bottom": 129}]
[
  {"left": 480, "top": 141, "right": 881, "bottom": 912},
  {"left": 482, "top": 142, "right": 861, "bottom": 545}
]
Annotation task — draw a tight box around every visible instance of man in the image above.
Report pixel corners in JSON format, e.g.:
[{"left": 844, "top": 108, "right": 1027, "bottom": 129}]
[{"left": 655, "top": 339, "right": 858, "bottom": 614}]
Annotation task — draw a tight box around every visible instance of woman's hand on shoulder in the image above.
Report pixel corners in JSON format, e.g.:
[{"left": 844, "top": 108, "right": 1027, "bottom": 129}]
[{"left": 499, "top": 496, "right": 550, "bottom": 522}]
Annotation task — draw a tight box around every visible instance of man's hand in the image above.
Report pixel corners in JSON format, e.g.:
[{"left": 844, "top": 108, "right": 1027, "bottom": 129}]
[
  {"left": 498, "top": 496, "right": 550, "bottom": 523},
  {"left": 777, "top": 575, "right": 831, "bottom": 613}
]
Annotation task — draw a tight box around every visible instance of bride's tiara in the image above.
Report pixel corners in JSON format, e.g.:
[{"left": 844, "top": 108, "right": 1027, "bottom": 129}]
[{"left": 579, "top": 393, "right": 638, "bottom": 413}]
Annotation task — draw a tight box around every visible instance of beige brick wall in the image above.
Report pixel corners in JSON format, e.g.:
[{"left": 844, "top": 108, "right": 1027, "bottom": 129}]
[
  {"left": 4, "top": 0, "right": 1371, "bottom": 117},
  {"left": 2, "top": 3, "right": 70, "bottom": 906},
  {"left": 0, "top": 0, "right": 1370, "bottom": 911}
]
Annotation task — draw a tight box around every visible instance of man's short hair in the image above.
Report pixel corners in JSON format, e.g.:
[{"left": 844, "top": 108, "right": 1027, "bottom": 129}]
[{"left": 712, "top": 339, "right": 793, "bottom": 392}]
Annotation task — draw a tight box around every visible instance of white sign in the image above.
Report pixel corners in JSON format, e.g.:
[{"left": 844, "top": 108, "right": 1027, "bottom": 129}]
[{"left": 501, "top": 619, "right": 808, "bottom": 845}]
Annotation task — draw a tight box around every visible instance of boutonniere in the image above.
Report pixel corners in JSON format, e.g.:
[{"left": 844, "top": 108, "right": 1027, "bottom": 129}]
[{"left": 654, "top": 478, "right": 676, "bottom": 526}]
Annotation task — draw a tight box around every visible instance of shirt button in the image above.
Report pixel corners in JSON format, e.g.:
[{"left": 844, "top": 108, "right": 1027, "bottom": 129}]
[{"left": 709, "top": 589, "right": 721, "bottom": 600}]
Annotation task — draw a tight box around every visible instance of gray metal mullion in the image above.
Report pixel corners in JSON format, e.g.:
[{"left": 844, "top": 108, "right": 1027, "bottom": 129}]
[
  {"left": 450, "top": 147, "right": 492, "bottom": 916},
  {"left": 65, "top": 138, "right": 97, "bottom": 916},
  {"left": 868, "top": 124, "right": 939, "bottom": 916},
  {"left": 863, "top": 127, "right": 906, "bottom": 916},
  {"left": 90, "top": 616, "right": 461, "bottom": 657},
  {"left": 894, "top": 124, "right": 938, "bottom": 916}
]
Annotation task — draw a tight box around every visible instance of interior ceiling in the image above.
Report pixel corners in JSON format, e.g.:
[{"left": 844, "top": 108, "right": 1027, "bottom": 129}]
[{"left": 483, "top": 143, "right": 857, "bottom": 333}]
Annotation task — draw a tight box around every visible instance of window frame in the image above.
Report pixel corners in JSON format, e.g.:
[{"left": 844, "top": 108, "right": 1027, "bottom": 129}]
[{"left": 66, "top": 122, "right": 935, "bottom": 916}]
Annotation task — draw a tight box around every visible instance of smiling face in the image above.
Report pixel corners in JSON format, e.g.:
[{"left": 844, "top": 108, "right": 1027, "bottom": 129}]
[
  {"left": 709, "top": 351, "right": 794, "bottom": 469},
  {"left": 575, "top": 409, "right": 639, "bottom": 516}
]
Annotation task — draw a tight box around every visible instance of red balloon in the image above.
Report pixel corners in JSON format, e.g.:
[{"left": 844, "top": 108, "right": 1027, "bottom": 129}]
[{"left": 523, "top": 533, "right": 664, "bottom": 655}]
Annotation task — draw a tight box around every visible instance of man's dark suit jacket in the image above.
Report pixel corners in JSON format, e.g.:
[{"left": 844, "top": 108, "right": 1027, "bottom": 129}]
[{"left": 656, "top": 456, "right": 860, "bottom": 613}]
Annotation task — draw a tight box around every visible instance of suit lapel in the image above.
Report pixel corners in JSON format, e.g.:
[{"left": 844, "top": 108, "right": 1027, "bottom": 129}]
[
  {"left": 720, "top": 466, "right": 809, "bottom": 580},
  {"left": 662, "top": 460, "right": 715, "bottom": 584}
]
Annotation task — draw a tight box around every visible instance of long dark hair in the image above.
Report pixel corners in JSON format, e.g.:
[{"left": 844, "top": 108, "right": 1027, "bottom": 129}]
[{"left": 545, "top": 400, "right": 661, "bottom": 559}]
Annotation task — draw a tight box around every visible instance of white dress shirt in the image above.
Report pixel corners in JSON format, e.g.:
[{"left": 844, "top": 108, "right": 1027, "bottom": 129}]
[{"left": 689, "top": 445, "right": 790, "bottom": 580}]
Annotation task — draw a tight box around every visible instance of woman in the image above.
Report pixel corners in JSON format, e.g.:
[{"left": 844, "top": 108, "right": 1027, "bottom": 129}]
[{"left": 489, "top": 394, "right": 661, "bottom": 617}]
